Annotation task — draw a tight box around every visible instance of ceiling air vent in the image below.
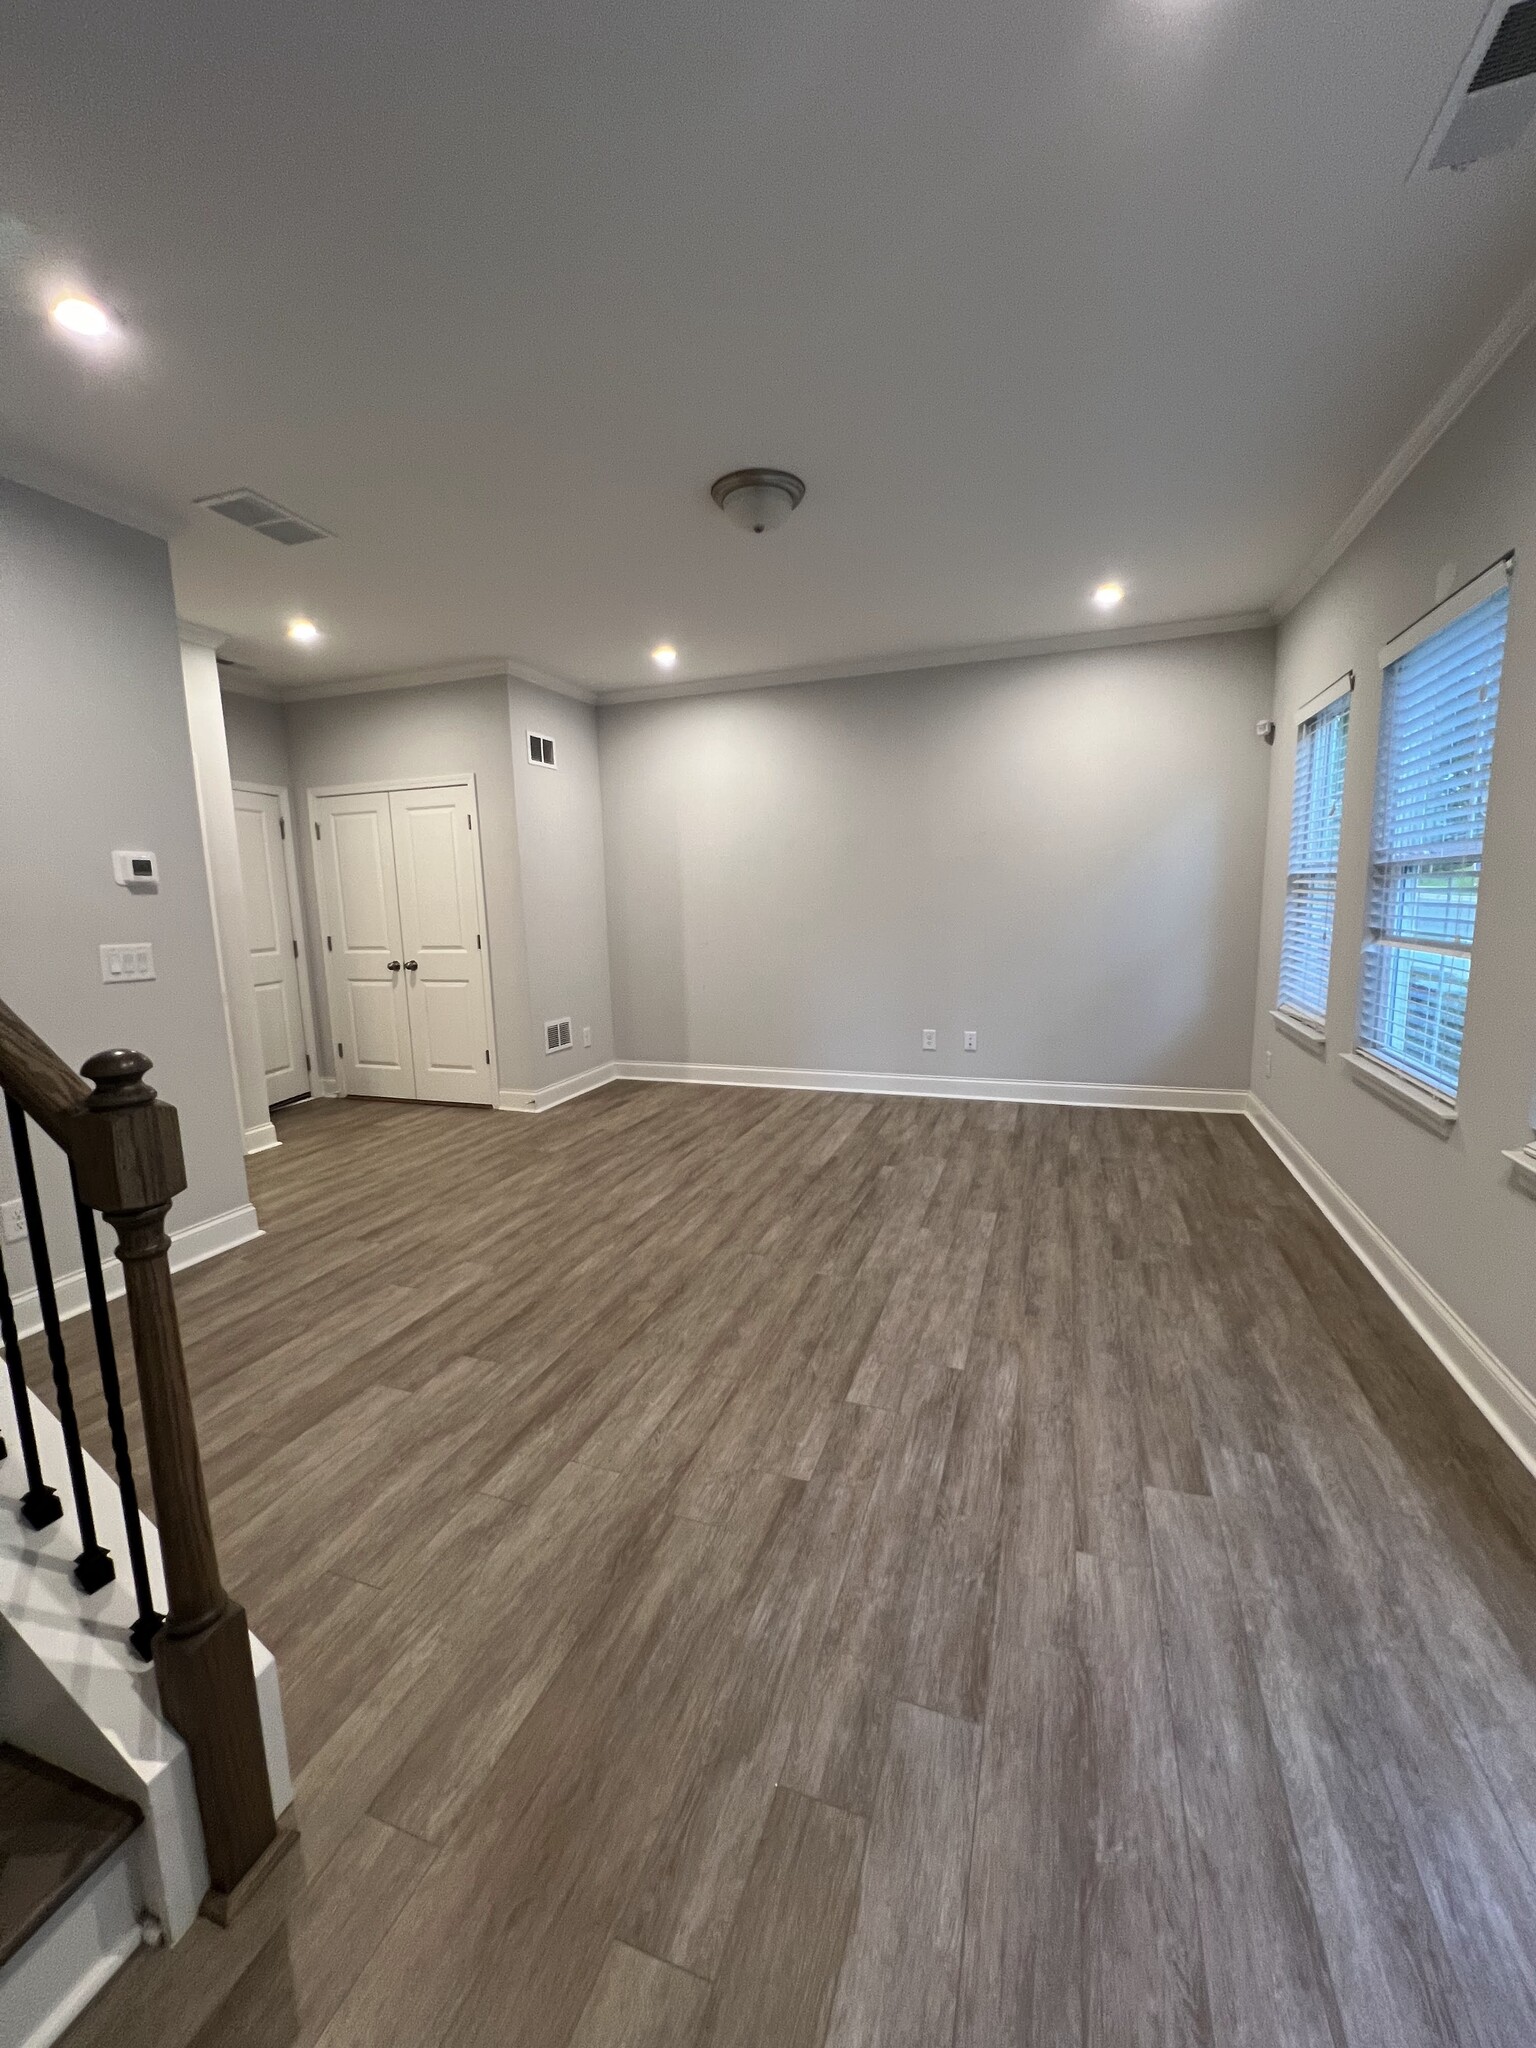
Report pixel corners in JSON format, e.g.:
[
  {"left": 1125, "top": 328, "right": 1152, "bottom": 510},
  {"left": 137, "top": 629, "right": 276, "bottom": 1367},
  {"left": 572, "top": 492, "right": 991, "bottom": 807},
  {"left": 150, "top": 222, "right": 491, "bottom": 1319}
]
[
  {"left": 1414, "top": 1, "right": 1536, "bottom": 173},
  {"left": 195, "top": 488, "right": 333, "bottom": 545}
]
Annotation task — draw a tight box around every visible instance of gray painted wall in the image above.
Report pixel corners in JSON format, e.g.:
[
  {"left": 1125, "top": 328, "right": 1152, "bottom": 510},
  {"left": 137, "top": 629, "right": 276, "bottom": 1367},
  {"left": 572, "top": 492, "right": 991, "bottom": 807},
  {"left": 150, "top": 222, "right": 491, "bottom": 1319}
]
[
  {"left": 510, "top": 682, "right": 616, "bottom": 1081},
  {"left": 599, "top": 632, "right": 1274, "bottom": 1087},
  {"left": 280, "top": 678, "right": 532, "bottom": 1088},
  {"left": 221, "top": 689, "right": 293, "bottom": 791},
  {"left": 0, "top": 478, "right": 250, "bottom": 1281},
  {"left": 1252, "top": 330, "right": 1536, "bottom": 1387}
]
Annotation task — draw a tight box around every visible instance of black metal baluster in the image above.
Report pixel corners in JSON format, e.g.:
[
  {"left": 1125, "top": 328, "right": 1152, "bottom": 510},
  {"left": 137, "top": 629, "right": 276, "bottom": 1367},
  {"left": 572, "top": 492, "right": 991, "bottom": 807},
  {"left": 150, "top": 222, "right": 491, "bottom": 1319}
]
[
  {"left": 4, "top": 1097, "right": 114, "bottom": 1591},
  {"left": 72, "top": 1167, "right": 162, "bottom": 1658},
  {"left": 0, "top": 1235, "right": 63, "bottom": 1528}
]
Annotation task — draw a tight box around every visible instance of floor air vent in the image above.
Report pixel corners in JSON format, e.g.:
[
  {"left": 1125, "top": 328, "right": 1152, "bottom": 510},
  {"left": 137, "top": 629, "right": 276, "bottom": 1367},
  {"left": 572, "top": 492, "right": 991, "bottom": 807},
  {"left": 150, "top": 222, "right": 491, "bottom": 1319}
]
[
  {"left": 195, "top": 488, "right": 333, "bottom": 545},
  {"left": 1415, "top": 1, "right": 1536, "bottom": 172}
]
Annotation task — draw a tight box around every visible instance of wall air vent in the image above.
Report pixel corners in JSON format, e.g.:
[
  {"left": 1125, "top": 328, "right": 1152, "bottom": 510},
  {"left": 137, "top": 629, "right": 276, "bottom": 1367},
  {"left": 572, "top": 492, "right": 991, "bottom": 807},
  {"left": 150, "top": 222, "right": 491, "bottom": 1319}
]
[
  {"left": 1414, "top": 1, "right": 1536, "bottom": 173},
  {"left": 195, "top": 488, "right": 333, "bottom": 545},
  {"left": 545, "top": 1017, "right": 573, "bottom": 1054},
  {"left": 528, "top": 732, "right": 556, "bottom": 767}
]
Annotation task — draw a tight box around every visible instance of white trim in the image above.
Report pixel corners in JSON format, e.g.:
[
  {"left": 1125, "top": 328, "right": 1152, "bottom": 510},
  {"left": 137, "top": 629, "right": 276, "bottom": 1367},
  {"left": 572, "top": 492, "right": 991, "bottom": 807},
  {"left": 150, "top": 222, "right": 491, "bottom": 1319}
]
[
  {"left": 175, "top": 618, "right": 227, "bottom": 651},
  {"left": 243, "top": 1119, "right": 281, "bottom": 1156},
  {"left": 1271, "top": 1008, "right": 1327, "bottom": 1056},
  {"left": 8, "top": 1202, "right": 261, "bottom": 1339},
  {"left": 1277, "top": 268, "right": 1536, "bottom": 618},
  {"left": 599, "top": 610, "right": 1274, "bottom": 706},
  {"left": 1296, "top": 669, "right": 1354, "bottom": 722},
  {"left": 0, "top": 1840, "right": 143, "bottom": 2048},
  {"left": 0, "top": 446, "right": 185, "bottom": 540},
  {"left": 1503, "top": 1146, "right": 1536, "bottom": 1201},
  {"left": 498, "top": 1060, "right": 620, "bottom": 1114},
  {"left": 610, "top": 1059, "right": 1249, "bottom": 1112},
  {"left": 266, "top": 657, "right": 598, "bottom": 708},
  {"left": 311, "top": 1074, "right": 343, "bottom": 1098},
  {"left": 1246, "top": 1094, "right": 1536, "bottom": 1480},
  {"left": 1379, "top": 554, "right": 1514, "bottom": 669},
  {"left": 1341, "top": 1049, "right": 1458, "bottom": 1136},
  {"left": 306, "top": 775, "right": 501, "bottom": 1107},
  {"left": 232, "top": 780, "right": 322, "bottom": 1101}
]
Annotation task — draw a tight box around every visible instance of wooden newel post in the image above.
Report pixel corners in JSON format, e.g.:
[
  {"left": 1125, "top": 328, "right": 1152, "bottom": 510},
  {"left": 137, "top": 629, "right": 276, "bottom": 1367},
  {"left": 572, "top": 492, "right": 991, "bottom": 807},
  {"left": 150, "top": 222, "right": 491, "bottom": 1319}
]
[{"left": 71, "top": 1049, "right": 283, "bottom": 1911}]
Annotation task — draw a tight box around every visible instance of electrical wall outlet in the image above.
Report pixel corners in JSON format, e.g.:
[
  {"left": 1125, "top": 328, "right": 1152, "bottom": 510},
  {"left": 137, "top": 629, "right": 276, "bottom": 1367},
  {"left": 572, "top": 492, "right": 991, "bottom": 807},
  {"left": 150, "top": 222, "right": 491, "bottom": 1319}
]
[
  {"left": 582, "top": 1025, "right": 592, "bottom": 1048},
  {"left": 100, "top": 942, "right": 155, "bottom": 983},
  {"left": 921, "top": 1028, "right": 937, "bottom": 1051},
  {"left": 1, "top": 1197, "right": 26, "bottom": 1245},
  {"left": 963, "top": 1029, "right": 978, "bottom": 1052}
]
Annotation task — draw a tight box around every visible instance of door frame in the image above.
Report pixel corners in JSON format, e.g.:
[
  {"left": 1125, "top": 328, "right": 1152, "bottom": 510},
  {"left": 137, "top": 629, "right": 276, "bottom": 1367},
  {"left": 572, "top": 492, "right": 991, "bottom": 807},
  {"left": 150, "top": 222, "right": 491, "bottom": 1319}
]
[
  {"left": 304, "top": 773, "right": 501, "bottom": 1106},
  {"left": 232, "top": 780, "right": 322, "bottom": 1104}
]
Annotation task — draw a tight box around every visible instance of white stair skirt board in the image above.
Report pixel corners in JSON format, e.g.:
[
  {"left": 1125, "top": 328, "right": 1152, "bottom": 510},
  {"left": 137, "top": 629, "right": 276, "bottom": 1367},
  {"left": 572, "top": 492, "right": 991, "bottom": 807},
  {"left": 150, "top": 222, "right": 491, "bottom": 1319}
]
[
  {"left": 499, "top": 1061, "right": 621, "bottom": 1114},
  {"left": 8, "top": 1202, "right": 260, "bottom": 1341},
  {"left": 612, "top": 1059, "right": 1250, "bottom": 1113},
  {"left": 0, "top": 1391, "right": 293, "bottom": 1944},
  {"left": 1246, "top": 1094, "right": 1536, "bottom": 1482},
  {"left": 0, "top": 1839, "right": 142, "bottom": 2048}
]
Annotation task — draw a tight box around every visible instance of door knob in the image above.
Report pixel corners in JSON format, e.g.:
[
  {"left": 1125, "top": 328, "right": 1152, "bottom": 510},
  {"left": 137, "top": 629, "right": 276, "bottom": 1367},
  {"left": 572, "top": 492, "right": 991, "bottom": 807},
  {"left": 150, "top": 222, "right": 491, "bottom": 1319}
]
[
  {"left": 386, "top": 959, "right": 401, "bottom": 971},
  {"left": 403, "top": 959, "right": 419, "bottom": 972}
]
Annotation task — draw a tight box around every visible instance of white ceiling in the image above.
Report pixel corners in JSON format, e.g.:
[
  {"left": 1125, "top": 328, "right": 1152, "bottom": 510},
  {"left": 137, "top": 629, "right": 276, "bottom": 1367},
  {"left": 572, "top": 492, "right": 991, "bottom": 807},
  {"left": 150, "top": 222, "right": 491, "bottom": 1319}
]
[{"left": 3, "top": 0, "right": 1535, "bottom": 695}]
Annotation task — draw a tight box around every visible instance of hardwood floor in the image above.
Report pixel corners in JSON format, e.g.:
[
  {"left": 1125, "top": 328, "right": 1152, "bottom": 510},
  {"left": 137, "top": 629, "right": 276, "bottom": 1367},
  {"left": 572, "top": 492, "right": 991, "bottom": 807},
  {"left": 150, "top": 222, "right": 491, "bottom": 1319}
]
[{"left": 32, "top": 1083, "right": 1536, "bottom": 2048}]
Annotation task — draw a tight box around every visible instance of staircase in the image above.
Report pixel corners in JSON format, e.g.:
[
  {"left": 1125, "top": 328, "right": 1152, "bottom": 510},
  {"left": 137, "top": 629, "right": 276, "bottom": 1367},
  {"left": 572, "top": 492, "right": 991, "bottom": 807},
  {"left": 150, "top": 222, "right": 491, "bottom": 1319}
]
[
  {"left": 0, "top": 1748, "right": 142, "bottom": 2048},
  {"left": 0, "top": 996, "right": 294, "bottom": 2045}
]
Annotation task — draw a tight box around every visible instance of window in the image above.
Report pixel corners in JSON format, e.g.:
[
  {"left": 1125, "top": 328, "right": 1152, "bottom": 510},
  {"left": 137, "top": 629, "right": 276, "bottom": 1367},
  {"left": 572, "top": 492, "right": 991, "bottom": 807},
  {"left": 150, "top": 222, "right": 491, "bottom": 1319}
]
[
  {"left": 1278, "top": 685, "right": 1351, "bottom": 1026},
  {"left": 1358, "top": 564, "right": 1511, "bottom": 1101}
]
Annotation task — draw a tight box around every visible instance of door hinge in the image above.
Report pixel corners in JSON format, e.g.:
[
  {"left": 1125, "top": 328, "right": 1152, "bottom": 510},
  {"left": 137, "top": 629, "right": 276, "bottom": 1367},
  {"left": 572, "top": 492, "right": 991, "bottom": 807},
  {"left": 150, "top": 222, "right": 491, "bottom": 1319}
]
[
  {"left": 292, "top": 939, "right": 299, "bottom": 958},
  {"left": 467, "top": 813, "right": 474, "bottom": 830},
  {"left": 279, "top": 815, "right": 286, "bottom": 839},
  {"left": 477, "top": 933, "right": 482, "bottom": 950},
  {"left": 315, "top": 821, "right": 321, "bottom": 840},
  {"left": 337, "top": 1041, "right": 344, "bottom": 1059},
  {"left": 304, "top": 1053, "right": 311, "bottom": 1072},
  {"left": 485, "top": 1049, "right": 491, "bottom": 1064},
  {"left": 326, "top": 935, "right": 333, "bottom": 952}
]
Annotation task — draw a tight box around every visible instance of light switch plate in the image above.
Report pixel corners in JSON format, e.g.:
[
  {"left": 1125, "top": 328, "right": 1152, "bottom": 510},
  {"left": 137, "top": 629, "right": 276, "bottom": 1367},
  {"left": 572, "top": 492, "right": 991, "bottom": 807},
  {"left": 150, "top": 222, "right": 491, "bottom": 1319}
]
[{"left": 101, "top": 942, "right": 155, "bottom": 983}]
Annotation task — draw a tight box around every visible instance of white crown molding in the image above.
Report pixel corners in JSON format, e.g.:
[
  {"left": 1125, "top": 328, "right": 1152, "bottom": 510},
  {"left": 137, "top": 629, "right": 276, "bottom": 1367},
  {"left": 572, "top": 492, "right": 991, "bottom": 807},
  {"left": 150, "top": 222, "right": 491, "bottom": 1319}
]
[
  {"left": 241, "top": 653, "right": 597, "bottom": 708},
  {"left": 216, "top": 670, "right": 282, "bottom": 701},
  {"left": 0, "top": 444, "right": 186, "bottom": 540},
  {"left": 597, "top": 609, "right": 1274, "bottom": 707},
  {"left": 1275, "top": 268, "right": 1536, "bottom": 620},
  {"left": 176, "top": 618, "right": 227, "bottom": 651}
]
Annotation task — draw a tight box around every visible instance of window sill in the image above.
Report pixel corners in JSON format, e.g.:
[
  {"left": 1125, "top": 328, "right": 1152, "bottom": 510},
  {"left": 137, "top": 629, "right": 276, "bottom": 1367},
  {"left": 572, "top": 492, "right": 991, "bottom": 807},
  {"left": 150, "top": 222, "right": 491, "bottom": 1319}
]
[
  {"left": 1271, "top": 1008, "right": 1327, "bottom": 1056},
  {"left": 1503, "top": 1148, "right": 1536, "bottom": 1202},
  {"left": 1341, "top": 1050, "right": 1457, "bottom": 1137}
]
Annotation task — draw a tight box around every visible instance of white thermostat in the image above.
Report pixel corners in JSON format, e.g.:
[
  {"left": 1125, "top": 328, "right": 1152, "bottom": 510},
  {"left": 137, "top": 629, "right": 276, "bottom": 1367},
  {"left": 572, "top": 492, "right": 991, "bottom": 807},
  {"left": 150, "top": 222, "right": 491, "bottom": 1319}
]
[{"left": 112, "top": 850, "right": 159, "bottom": 890}]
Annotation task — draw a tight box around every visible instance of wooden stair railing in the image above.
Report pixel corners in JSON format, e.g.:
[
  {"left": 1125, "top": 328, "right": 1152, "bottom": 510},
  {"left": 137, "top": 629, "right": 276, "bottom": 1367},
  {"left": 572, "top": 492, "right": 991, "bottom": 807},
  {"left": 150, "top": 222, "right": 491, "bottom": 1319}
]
[{"left": 0, "top": 994, "right": 287, "bottom": 1917}]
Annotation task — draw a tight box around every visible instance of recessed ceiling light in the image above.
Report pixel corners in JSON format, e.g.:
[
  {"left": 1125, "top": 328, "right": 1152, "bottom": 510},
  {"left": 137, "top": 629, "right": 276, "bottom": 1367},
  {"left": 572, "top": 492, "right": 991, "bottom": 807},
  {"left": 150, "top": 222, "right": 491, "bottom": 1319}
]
[
  {"left": 651, "top": 642, "right": 678, "bottom": 669},
  {"left": 1092, "top": 580, "right": 1126, "bottom": 611},
  {"left": 50, "top": 294, "right": 114, "bottom": 339},
  {"left": 286, "top": 617, "right": 321, "bottom": 644}
]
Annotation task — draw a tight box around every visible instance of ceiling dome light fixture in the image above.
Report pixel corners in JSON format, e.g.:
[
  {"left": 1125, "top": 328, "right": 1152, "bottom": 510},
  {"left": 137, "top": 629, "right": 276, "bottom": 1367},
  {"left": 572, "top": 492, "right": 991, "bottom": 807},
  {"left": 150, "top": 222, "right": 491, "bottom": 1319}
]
[
  {"left": 710, "top": 468, "right": 805, "bottom": 535},
  {"left": 651, "top": 642, "right": 678, "bottom": 669},
  {"left": 286, "top": 616, "right": 322, "bottom": 644},
  {"left": 1092, "top": 580, "right": 1126, "bottom": 611},
  {"left": 50, "top": 294, "right": 115, "bottom": 339}
]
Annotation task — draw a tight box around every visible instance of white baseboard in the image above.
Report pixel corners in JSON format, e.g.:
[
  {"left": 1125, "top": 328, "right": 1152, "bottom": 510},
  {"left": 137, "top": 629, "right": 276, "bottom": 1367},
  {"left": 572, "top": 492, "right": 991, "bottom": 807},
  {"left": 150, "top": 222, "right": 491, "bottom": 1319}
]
[
  {"left": 9, "top": 1202, "right": 262, "bottom": 1339},
  {"left": 242, "top": 1119, "right": 281, "bottom": 1155},
  {"left": 0, "top": 1840, "right": 142, "bottom": 2048},
  {"left": 612, "top": 1058, "right": 1250, "bottom": 1114},
  {"left": 1246, "top": 1094, "right": 1536, "bottom": 1480},
  {"left": 311, "top": 1075, "right": 342, "bottom": 1099},
  {"left": 498, "top": 1061, "right": 620, "bottom": 1114}
]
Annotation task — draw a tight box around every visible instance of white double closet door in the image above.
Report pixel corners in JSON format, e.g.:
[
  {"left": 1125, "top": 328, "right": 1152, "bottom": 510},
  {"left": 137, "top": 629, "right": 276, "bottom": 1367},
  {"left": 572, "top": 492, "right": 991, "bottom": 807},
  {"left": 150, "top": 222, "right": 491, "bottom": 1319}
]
[{"left": 314, "top": 784, "right": 492, "bottom": 1106}]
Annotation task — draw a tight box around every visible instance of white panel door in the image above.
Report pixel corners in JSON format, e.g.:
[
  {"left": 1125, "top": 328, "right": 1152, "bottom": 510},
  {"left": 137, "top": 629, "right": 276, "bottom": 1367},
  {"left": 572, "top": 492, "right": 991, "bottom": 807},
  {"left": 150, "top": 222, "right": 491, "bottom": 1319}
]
[
  {"left": 316, "top": 792, "right": 415, "bottom": 1100},
  {"left": 233, "top": 788, "right": 309, "bottom": 1107},
  {"left": 389, "top": 786, "right": 491, "bottom": 1105}
]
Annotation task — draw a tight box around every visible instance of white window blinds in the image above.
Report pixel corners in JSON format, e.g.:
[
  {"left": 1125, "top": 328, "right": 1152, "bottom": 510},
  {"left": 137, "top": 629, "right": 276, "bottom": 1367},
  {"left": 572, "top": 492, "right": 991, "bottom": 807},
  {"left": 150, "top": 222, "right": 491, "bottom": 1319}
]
[
  {"left": 1279, "top": 690, "right": 1351, "bottom": 1025},
  {"left": 1358, "top": 571, "right": 1510, "bottom": 1100}
]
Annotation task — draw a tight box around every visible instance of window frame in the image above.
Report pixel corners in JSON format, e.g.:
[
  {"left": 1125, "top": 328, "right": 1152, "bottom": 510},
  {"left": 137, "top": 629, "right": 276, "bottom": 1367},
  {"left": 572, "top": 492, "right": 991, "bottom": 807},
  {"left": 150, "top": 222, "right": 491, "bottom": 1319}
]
[
  {"left": 1353, "top": 556, "right": 1513, "bottom": 1109},
  {"left": 1276, "top": 673, "right": 1353, "bottom": 1034}
]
